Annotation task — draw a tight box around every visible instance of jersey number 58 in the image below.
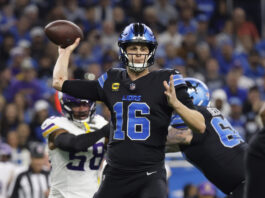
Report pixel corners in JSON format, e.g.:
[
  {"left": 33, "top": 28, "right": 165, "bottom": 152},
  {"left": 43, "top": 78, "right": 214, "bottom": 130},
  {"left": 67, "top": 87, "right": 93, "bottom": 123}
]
[{"left": 66, "top": 142, "right": 104, "bottom": 171}]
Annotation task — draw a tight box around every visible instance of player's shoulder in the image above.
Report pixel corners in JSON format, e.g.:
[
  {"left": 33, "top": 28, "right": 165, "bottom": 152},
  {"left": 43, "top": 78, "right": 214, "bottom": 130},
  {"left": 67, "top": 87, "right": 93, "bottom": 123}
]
[
  {"left": 98, "top": 68, "right": 126, "bottom": 88},
  {"left": 92, "top": 114, "right": 108, "bottom": 123},
  {"left": 106, "top": 68, "right": 126, "bottom": 77},
  {"left": 152, "top": 68, "right": 182, "bottom": 76},
  {"left": 90, "top": 114, "right": 108, "bottom": 129},
  {"left": 152, "top": 69, "right": 186, "bottom": 88},
  {"left": 41, "top": 116, "right": 69, "bottom": 138},
  {"left": 41, "top": 116, "right": 68, "bottom": 127},
  {"left": 197, "top": 106, "right": 222, "bottom": 117}
]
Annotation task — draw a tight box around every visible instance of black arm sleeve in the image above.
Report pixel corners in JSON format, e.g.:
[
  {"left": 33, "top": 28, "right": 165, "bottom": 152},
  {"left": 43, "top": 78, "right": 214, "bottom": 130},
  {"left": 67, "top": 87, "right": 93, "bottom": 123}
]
[
  {"left": 175, "top": 86, "right": 195, "bottom": 109},
  {"left": 54, "top": 123, "right": 110, "bottom": 152},
  {"left": 62, "top": 80, "right": 100, "bottom": 101},
  {"left": 190, "top": 131, "right": 203, "bottom": 144}
]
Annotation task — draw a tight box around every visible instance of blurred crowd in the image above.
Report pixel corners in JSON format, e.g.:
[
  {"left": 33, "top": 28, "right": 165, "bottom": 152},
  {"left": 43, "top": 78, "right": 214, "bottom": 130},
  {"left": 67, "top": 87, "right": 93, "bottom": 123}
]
[
  {"left": 183, "top": 182, "right": 219, "bottom": 198},
  {"left": 0, "top": 0, "right": 264, "bottom": 187}
]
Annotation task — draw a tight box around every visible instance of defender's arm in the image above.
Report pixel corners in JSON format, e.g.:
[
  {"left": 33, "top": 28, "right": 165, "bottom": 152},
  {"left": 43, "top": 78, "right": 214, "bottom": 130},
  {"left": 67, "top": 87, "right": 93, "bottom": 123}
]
[{"left": 48, "top": 123, "right": 110, "bottom": 152}]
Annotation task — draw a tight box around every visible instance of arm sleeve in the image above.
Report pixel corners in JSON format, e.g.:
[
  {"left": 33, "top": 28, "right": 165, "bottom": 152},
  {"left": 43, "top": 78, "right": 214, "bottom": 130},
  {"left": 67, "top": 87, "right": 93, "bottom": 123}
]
[
  {"left": 190, "top": 131, "right": 203, "bottom": 144},
  {"left": 62, "top": 80, "right": 100, "bottom": 101},
  {"left": 175, "top": 86, "right": 195, "bottom": 109},
  {"left": 165, "top": 145, "right": 181, "bottom": 153},
  {"left": 54, "top": 123, "right": 110, "bottom": 152}
]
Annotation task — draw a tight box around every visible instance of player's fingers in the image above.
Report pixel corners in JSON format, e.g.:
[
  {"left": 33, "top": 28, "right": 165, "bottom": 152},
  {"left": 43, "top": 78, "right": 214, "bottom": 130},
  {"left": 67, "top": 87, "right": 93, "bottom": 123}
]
[
  {"left": 169, "top": 75, "right": 175, "bottom": 92},
  {"left": 75, "top": 37, "right": 80, "bottom": 44},
  {"left": 71, "top": 38, "right": 80, "bottom": 48},
  {"left": 164, "top": 91, "right": 170, "bottom": 97},
  {"left": 163, "top": 80, "right": 169, "bottom": 90}
]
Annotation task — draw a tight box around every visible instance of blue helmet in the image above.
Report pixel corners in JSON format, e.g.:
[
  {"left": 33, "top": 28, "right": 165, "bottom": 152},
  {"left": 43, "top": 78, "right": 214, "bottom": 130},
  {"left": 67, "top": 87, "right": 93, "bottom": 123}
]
[
  {"left": 170, "top": 78, "right": 210, "bottom": 128},
  {"left": 118, "top": 23, "right": 157, "bottom": 72},
  {"left": 185, "top": 77, "right": 210, "bottom": 107},
  {"left": 58, "top": 92, "right": 96, "bottom": 124}
]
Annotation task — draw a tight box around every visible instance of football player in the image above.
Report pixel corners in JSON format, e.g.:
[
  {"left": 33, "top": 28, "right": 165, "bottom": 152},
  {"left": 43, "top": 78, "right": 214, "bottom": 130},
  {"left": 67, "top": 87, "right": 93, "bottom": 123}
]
[
  {"left": 244, "top": 103, "right": 265, "bottom": 198},
  {"left": 42, "top": 93, "right": 109, "bottom": 198},
  {"left": 167, "top": 78, "right": 247, "bottom": 198},
  {"left": 52, "top": 23, "right": 205, "bottom": 198}
]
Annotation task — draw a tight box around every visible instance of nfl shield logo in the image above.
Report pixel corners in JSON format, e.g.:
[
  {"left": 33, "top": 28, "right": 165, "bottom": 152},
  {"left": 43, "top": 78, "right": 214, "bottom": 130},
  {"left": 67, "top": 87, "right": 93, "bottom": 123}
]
[{"left": 130, "top": 83, "right": 136, "bottom": 90}]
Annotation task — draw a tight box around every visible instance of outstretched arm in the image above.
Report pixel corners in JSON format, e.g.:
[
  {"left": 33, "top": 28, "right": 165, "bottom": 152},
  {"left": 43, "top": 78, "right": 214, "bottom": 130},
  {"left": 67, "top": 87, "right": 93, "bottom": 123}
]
[
  {"left": 163, "top": 75, "right": 206, "bottom": 133},
  {"left": 166, "top": 126, "right": 193, "bottom": 145},
  {"left": 48, "top": 123, "right": 110, "bottom": 152},
  {"left": 52, "top": 38, "right": 80, "bottom": 91},
  {"left": 165, "top": 127, "right": 193, "bottom": 153}
]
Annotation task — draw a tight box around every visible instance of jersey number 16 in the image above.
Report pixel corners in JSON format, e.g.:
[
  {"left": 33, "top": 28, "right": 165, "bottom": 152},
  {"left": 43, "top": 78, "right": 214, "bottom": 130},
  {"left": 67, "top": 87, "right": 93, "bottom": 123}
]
[{"left": 113, "top": 102, "right": 151, "bottom": 140}]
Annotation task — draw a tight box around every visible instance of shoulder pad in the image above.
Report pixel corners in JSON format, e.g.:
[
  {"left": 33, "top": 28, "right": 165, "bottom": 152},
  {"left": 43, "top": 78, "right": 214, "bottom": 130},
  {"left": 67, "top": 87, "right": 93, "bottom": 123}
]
[
  {"left": 110, "top": 68, "right": 126, "bottom": 72},
  {"left": 98, "top": 72, "right": 108, "bottom": 88},
  {"left": 41, "top": 116, "right": 63, "bottom": 138},
  {"left": 89, "top": 115, "right": 108, "bottom": 131},
  {"left": 206, "top": 107, "right": 222, "bottom": 117},
  {"left": 159, "top": 68, "right": 181, "bottom": 75}
]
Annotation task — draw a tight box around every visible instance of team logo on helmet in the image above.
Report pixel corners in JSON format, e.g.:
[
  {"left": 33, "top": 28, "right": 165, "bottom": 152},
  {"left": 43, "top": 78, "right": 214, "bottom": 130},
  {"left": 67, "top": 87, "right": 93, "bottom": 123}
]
[
  {"left": 185, "top": 78, "right": 210, "bottom": 107},
  {"left": 170, "top": 78, "right": 210, "bottom": 128}
]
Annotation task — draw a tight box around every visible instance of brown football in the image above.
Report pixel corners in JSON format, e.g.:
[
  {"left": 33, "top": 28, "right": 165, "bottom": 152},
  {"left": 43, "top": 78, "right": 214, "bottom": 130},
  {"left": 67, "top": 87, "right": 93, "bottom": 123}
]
[{"left": 44, "top": 20, "right": 84, "bottom": 48}]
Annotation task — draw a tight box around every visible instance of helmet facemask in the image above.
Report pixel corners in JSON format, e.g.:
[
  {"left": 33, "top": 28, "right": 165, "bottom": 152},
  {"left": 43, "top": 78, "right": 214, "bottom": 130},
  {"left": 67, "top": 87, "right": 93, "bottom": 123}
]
[
  {"left": 118, "top": 23, "right": 157, "bottom": 72},
  {"left": 120, "top": 43, "right": 156, "bottom": 72},
  {"left": 59, "top": 93, "right": 96, "bottom": 128}
]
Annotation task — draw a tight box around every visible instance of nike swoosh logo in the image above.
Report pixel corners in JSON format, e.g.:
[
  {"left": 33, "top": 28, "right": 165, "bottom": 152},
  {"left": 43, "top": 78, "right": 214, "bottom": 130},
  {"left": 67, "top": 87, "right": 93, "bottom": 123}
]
[{"left": 146, "top": 171, "right": 157, "bottom": 176}]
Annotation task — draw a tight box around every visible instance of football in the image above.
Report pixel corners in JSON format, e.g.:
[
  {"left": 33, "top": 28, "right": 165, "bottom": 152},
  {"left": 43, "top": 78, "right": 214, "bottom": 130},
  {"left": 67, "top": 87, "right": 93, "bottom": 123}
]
[{"left": 44, "top": 20, "right": 84, "bottom": 48}]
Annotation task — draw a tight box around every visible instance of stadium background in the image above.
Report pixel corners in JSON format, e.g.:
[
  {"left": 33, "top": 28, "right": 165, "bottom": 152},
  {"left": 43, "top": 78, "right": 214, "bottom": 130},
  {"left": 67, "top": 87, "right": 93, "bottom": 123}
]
[{"left": 0, "top": 0, "right": 264, "bottom": 197}]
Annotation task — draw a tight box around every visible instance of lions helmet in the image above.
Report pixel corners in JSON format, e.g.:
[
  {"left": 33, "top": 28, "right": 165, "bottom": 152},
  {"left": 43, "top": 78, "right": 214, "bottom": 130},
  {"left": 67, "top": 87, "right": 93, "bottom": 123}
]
[
  {"left": 185, "top": 77, "right": 210, "bottom": 107},
  {"left": 170, "top": 78, "right": 210, "bottom": 128},
  {"left": 118, "top": 23, "right": 157, "bottom": 72},
  {"left": 58, "top": 92, "right": 96, "bottom": 126}
]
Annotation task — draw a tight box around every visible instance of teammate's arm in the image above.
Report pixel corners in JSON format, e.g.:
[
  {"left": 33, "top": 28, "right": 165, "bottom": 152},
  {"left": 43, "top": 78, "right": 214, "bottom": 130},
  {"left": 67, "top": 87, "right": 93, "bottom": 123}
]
[
  {"left": 48, "top": 123, "right": 110, "bottom": 152},
  {"left": 165, "top": 144, "right": 180, "bottom": 153},
  {"left": 165, "top": 127, "right": 192, "bottom": 153},
  {"left": 163, "top": 75, "right": 206, "bottom": 133},
  {"left": 166, "top": 126, "right": 193, "bottom": 145}
]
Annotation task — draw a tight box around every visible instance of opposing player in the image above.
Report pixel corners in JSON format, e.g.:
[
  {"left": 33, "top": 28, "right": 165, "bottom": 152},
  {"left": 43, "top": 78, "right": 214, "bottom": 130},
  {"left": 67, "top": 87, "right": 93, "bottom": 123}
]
[
  {"left": 167, "top": 78, "right": 247, "bottom": 198},
  {"left": 52, "top": 23, "right": 205, "bottom": 198},
  {"left": 41, "top": 93, "right": 109, "bottom": 198}
]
